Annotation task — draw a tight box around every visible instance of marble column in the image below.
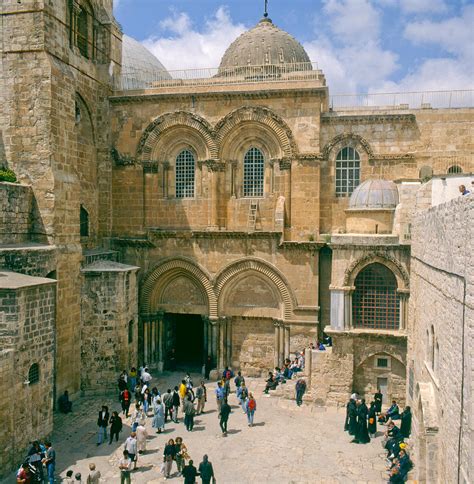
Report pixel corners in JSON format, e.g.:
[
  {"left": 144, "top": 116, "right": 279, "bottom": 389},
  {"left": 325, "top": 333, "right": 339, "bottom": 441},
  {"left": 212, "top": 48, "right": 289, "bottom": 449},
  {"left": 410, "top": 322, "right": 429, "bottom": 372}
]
[
  {"left": 398, "top": 291, "right": 409, "bottom": 330},
  {"left": 225, "top": 317, "right": 233, "bottom": 367},
  {"left": 273, "top": 320, "right": 281, "bottom": 367},
  {"left": 284, "top": 325, "right": 290, "bottom": 359},
  {"left": 218, "top": 317, "right": 227, "bottom": 371},
  {"left": 157, "top": 311, "right": 165, "bottom": 372},
  {"left": 209, "top": 318, "right": 219, "bottom": 369},
  {"left": 279, "top": 321, "right": 285, "bottom": 365},
  {"left": 202, "top": 316, "right": 210, "bottom": 362}
]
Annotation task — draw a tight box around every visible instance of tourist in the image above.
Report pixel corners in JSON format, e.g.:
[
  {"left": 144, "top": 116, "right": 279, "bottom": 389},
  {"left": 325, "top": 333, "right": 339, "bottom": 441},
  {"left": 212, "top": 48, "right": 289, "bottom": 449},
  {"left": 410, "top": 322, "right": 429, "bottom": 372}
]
[
  {"left": 162, "top": 438, "right": 176, "bottom": 479},
  {"left": 109, "top": 411, "right": 123, "bottom": 444},
  {"left": 322, "top": 333, "right": 332, "bottom": 347},
  {"left": 353, "top": 399, "right": 370, "bottom": 444},
  {"left": 42, "top": 441, "right": 55, "bottom": 484},
  {"left": 118, "top": 450, "right": 132, "bottom": 484},
  {"left": 388, "top": 466, "right": 404, "bottom": 484},
  {"left": 58, "top": 390, "right": 72, "bottom": 413},
  {"left": 198, "top": 455, "right": 215, "bottom": 484},
  {"left": 185, "top": 372, "right": 193, "bottom": 389},
  {"left": 175, "top": 436, "right": 190, "bottom": 477},
  {"left": 172, "top": 386, "right": 181, "bottom": 422},
  {"left": 16, "top": 463, "right": 32, "bottom": 484},
  {"left": 196, "top": 381, "right": 207, "bottom": 415},
  {"left": 134, "top": 382, "right": 143, "bottom": 404},
  {"left": 179, "top": 379, "right": 188, "bottom": 407},
  {"left": 63, "top": 469, "right": 75, "bottom": 483},
  {"left": 234, "top": 371, "right": 245, "bottom": 389},
  {"left": 86, "top": 463, "right": 101, "bottom": 484},
  {"left": 219, "top": 398, "right": 231, "bottom": 435},
  {"left": 142, "top": 387, "right": 151, "bottom": 415},
  {"left": 162, "top": 388, "right": 174, "bottom": 422},
  {"left": 128, "top": 367, "right": 137, "bottom": 392},
  {"left": 459, "top": 184, "right": 470, "bottom": 196},
  {"left": 400, "top": 406, "right": 412, "bottom": 438},
  {"left": 215, "top": 381, "right": 225, "bottom": 416},
  {"left": 183, "top": 396, "right": 196, "bottom": 431},
  {"left": 379, "top": 400, "right": 400, "bottom": 423},
  {"left": 152, "top": 397, "right": 165, "bottom": 434},
  {"left": 120, "top": 388, "right": 131, "bottom": 417},
  {"left": 74, "top": 473, "right": 82, "bottom": 482},
  {"left": 295, "top": 378, "right": 306, "bottom": 406},
  {"left": 246, "top": 392, "right": 257, "bottom": 426},
  {"left": 141, "top": 367, "right": 152, "bottom": 385},
  {"left": 398, "top": 448, "right": 414, "bottom": 479},
  {"left": 136, "top": 422, "right": 148, "bottom": 454},
  {"left": 263, "top": 372, "right": 278, "bottom": 394},
  {"left": 182, "top": 459, "right": 199, "bottom": 484},
  {"left": 368, "top": 401, "right": 377, "bottom": 438},
  {"left": 27, "top": 441, "right": 44, "bottom": 482},
  {"left": 204, "top": 356, "right": 213, "bottom": 379},
  {"left": 131, "top": 403, "right": 145, "bottom": 432},
  {"left": 124, "top": 432, "right": 138, "bottom": 470},
  {"left": 374, "top": 389, "right": 383, "bottom": 414},
  {"left": 237, "top": 382, "right": 249, "bottom": 412},
  {"left": 96, "top": 405, "right": 109, "bottom": 446},
  {"left": 118, "top": 372, "right": 128, "bottom": 396}
]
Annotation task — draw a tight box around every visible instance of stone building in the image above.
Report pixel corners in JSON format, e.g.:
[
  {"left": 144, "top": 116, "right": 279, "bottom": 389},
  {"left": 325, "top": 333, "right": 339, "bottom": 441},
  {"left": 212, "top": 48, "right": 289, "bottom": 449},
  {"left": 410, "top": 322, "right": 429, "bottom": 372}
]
[{"left": 0, "top": 0, "right": 473, "bottom": 478}]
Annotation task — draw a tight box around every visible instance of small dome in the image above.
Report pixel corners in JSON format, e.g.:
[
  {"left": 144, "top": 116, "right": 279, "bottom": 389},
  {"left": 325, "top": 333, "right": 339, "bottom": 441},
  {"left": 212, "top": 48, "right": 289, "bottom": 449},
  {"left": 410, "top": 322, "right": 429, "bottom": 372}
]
[
  {"left": 121, "top": 34, "right": 171, "bottom": 89},
  {"left": 349, "top": 179, "right": 399, "bottom": 209},
  {"left": 219, "top": 17, "right": 311, "bottom": 72}
]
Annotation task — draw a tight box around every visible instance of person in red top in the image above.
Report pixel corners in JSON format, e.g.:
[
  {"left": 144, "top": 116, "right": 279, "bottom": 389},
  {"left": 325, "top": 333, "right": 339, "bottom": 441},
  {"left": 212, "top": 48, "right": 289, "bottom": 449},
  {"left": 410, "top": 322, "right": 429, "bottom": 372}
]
[
  {"left": 120, "top": 388, "right": 131, "bottom": 417},
  {"left": 16, "top": 463, "right": 31, "bottom": 484}
]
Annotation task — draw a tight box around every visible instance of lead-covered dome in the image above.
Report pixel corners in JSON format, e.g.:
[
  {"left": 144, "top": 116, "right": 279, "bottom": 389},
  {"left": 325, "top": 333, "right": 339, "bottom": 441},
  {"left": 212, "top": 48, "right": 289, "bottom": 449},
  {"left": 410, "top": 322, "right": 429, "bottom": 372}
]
[
  {"left": 219, "top": 17, "right": 311, "bottom": 71},
  {"left": 121, "top": 34, "right": 171, "bottom": 90},
  {"left": 349, "top": 179, "right": 399, "bottom": 210}
]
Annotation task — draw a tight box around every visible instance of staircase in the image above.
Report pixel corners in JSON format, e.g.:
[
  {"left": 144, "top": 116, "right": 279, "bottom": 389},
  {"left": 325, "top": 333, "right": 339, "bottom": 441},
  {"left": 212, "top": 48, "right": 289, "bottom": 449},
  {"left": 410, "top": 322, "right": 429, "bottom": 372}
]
[{"left": 247, "top": 200, "right": 259, "bottom": 232}]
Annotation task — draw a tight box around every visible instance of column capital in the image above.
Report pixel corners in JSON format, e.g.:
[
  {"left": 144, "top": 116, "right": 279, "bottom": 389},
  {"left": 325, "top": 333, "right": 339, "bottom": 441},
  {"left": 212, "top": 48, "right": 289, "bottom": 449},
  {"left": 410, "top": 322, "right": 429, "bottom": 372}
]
[{"left": 273, "top": 319, "right": 284, "bottom": 327}]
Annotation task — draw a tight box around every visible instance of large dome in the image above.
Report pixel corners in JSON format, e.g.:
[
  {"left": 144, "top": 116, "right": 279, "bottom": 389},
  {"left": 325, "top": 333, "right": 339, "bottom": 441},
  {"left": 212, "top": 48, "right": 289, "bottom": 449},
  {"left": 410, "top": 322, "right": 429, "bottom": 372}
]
[
  {"left": 349, "top": 179, "right": 399, "bottom": 210},
  {"left": 121, "top": 34, "right": 171, "bottom": 90},
  {"left": 219, "top": 17, "right": 311, "bottom": 71}
]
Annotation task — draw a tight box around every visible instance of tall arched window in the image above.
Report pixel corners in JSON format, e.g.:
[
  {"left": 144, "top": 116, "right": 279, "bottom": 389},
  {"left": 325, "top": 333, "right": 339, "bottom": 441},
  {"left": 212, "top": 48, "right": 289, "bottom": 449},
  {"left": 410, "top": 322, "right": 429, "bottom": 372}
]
[
  {"left": 80, "top": 205, "right": 89, "bottom": 237},
  {"left": 352, "top": 263, "right": 400, "bottom": 329},
  {"left": 28, "top": 363, "right": 40, "bottom": 385},
  {"left": 243, "top": 147, "right": 264, "bottom": 197},
  {"left": 175, "top": 150, "right": 195, "bottom": 198},
  {"left": 77, "top": 5, "right": 90, "bottom": 58},
  {"left": 336, "top": 147, "right": 360, "bottom": 196}
]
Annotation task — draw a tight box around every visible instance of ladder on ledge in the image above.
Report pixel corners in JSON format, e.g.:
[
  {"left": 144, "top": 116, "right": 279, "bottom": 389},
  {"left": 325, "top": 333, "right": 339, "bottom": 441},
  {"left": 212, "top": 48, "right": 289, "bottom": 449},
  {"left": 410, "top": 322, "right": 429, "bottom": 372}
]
[{"left": 247, "top": 200, "right": 259, "bottom": 232}]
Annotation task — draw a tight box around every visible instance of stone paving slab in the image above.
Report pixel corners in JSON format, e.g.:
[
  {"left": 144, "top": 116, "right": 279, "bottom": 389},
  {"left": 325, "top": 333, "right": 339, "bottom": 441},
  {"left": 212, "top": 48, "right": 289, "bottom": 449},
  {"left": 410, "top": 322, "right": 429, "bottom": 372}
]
[{"left": 3, "top": 372, "right": 391, "bottom": 483}]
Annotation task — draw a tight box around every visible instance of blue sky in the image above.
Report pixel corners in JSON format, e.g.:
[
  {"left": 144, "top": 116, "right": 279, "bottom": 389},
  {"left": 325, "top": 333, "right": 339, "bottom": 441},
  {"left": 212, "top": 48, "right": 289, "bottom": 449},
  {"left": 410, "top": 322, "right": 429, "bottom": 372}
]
[{"left": 114, "top": 0, "right": 474, "bottom": 93}]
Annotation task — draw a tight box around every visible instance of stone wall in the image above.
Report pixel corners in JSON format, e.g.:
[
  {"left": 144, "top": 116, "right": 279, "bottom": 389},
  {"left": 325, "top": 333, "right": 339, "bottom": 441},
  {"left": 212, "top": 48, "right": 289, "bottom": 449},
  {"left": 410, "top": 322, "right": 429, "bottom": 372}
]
[
  {"left": 408, "top": 194, "right": 473, "bottom": 483},
  {"left": 0, "top": 271, "right": 56, "bottom": 478},
  {"left": 0, "top": 182, "right": 33, "bottom": 244},
  {"left": 80, "top": 261, "right": 139, "bottom": 393}
]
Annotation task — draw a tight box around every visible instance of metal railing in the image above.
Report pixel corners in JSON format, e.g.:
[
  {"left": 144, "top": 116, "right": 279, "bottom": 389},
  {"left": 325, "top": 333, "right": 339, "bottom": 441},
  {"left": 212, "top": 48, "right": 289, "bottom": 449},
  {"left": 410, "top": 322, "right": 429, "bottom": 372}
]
[
  {"left": 329, "top": 90, "right": 473, "bottom": 109},
  {"left": 118, "top": 61, "right": 322, "bottom": 90}
]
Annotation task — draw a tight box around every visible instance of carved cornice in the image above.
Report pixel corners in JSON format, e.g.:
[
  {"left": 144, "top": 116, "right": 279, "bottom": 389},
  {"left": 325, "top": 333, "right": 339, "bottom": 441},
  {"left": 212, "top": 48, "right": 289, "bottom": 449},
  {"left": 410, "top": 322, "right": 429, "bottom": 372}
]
[
  {"left": 321, "top": 113, "right": 416, "bottom": 124},
  {"left": 112, "top": 237, "right": 155, "bottom": 248},
  {"left": 111, "top": 147, "right": 136, "bottom": 166},
  {"left": 143, "top": 161, "right": 159, "bottom": 173},
  {"left": 322, "top": 133, "right": 374, "bottom": 159},
  {"left": 200, "top": 159, "right": 225, "bottom": 172},
  {"left": 369, "top": 154, "right": 416, "bottom": 165}
]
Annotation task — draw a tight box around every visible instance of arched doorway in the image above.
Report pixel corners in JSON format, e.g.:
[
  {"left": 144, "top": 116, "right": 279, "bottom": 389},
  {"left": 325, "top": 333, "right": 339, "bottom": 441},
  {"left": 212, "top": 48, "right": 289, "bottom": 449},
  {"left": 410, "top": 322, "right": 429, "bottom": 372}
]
[{"left": 352, "top": 263, "right": 400, "bottom": 329}]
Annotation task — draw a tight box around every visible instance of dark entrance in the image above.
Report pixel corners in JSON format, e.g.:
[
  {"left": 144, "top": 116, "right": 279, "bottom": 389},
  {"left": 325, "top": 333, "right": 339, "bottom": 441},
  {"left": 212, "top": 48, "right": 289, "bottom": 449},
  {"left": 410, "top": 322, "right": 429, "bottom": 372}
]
[{"left": 167, "top": 313, "right": 204, "bottom": 371}]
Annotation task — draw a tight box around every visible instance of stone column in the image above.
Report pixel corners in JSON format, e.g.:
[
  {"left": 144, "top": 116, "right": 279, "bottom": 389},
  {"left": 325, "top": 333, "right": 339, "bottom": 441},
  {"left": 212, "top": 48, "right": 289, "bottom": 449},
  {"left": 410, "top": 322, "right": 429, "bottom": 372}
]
[
  {"left": 143, "top": 319, "right": 149, "bottom": 366},
  {"left": 284, "top": 324, "right": 290, "bottom": 359},
  {"left": 202, "top": 316, "right": 210, "bottom": 362},
  {"left": 206, "top": 160, "right": 223, "bottom": 230},
  {"left": 218, "top": 317, "right": 227, "bottom": 371},
  {"left": 279, "top": 321, "right": 285, "bottom": 365},
  {"left": 273, "top": 320, "right": 281, "bottom": 367},
  {"left": 226, "top": 317, "right": 233, "bottom": 367},
  {"left": 345, "top": 288, "right": 354, "bottom": 330},
  {"left": 157, "top": 311, "right": 165, "bottom": 372},
  {"left": 398, "top": 291, "right": 409, "bottom": 330}
]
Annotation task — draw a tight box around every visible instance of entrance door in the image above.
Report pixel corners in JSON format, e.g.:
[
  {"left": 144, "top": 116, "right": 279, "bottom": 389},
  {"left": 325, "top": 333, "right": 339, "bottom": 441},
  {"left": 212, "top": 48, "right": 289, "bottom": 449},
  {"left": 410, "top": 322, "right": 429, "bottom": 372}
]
[
  {"left": 377, "top": 377, "right": 388, "bottom": 406},
  {"left": 167, "top": 314, "right": 204, "bottom": 371}
]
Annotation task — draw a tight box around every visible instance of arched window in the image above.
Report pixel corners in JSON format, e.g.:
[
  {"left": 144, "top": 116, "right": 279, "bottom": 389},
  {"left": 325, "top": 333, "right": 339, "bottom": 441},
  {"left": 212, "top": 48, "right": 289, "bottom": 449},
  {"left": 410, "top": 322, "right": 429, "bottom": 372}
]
[
  {"left": 447, "top": 165, "right": 462, "bottom": 174},
  {"left": 336, "top": 147, "right": 360, "bottom": 196},
  {"left": 77, "top": 5, "right": 90, "bottom": 58},
  {"left": 80, "top": 205, "right": 89, "bottom": 236},
  {"left": 243, "top": 147, "right": 264, "bottom": 197},
  {"left": 352, "top": 263, "right": 400, "bottom": 329},
  {"left": 28, "top": 363, "right": 40, "bottom": 385},
  {"left": 175, "top": 150, "right": 195, "bottom": 198}
]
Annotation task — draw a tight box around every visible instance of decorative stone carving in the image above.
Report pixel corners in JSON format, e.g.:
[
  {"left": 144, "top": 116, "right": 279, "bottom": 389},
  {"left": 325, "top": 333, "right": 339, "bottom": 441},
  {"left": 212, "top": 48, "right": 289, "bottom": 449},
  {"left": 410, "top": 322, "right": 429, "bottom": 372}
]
[
  {"left": 214, "top": 106, "right": 298, "bottom": 158},
  {"left": 322, "top": 133, "right": 374, "bottom": 160},
  {"left": 161, "top": 276, "right": 205, "bottom": 305},
  {"left": 111, "top": 147, "right": 136, "bottom": 166},
  {"left": 203, "top": 159, "right": 225, "bottom": 172}
]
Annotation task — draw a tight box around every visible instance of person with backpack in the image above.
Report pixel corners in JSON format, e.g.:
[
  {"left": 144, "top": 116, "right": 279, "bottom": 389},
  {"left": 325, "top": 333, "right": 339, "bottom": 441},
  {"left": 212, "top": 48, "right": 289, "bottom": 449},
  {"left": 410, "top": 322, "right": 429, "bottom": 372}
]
[
  {"left": 162, "top": 388, "right": 174, "bottom": 422},
  {"left": 245, "top": 392, "right": 257, "bottom": 426},
  {"left": 234, "top": 371, "right": 245, "bottom": 390},
  {"left": 237, "top": 382, "right": 248, "bottom": 413},
  {"left": 120, "top": 388, "right": 131, "bottom": 417}
]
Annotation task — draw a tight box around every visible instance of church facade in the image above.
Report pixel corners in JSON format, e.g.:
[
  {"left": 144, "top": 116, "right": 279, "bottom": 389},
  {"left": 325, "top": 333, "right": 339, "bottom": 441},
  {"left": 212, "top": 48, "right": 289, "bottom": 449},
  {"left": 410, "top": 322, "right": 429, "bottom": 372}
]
[{"left": 0, "top": 0, "right": 472, "bottom": 480}]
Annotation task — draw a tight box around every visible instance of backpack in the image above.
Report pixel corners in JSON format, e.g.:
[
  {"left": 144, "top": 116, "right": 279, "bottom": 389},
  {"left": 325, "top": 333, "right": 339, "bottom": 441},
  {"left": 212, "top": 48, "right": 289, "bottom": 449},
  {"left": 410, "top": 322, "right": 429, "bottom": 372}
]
[{"left": 248, "top": 398, "right": 256, "bottom": 411}]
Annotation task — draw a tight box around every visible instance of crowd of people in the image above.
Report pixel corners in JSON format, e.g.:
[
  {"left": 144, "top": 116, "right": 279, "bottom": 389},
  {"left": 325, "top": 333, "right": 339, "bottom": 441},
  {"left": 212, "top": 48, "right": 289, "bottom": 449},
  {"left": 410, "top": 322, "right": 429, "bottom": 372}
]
[{"left": 344, "top": 391, "right": 414, "bottom": 482}]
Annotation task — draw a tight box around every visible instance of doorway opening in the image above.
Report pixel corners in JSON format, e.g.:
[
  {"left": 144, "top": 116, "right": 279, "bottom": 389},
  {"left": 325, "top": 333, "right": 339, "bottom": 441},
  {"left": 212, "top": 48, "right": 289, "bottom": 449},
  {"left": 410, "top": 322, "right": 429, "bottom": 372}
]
[
  {"left": 167, "top": 313, "right": 204, "bottom": 371},
  {"left": 377, "top": 377, "right": 388, "bottom": 404}
]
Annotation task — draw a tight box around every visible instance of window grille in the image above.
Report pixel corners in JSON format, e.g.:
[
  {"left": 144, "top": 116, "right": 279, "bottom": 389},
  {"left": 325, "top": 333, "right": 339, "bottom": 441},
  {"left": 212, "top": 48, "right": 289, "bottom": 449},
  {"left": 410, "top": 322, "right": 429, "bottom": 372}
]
[
  {"left": 352, "top": 263, "right": 400, "bottom": 330},
  {"left": 376, "top": 358, "right": 389, "bottom": 368},
  {"left": 243, "top": 147, "right": 264, "bottom": 197},
  {"left": 447, "top": 165, "right": 462, "bottom": 174},
  {"left": 175, "top": 150, "right": 195, "bottom": 198},
  {"left": 336, "top": 147, "right": 360, "bottom": 196},
  {"left": 28, "top": 363, "right": 40, "bottom": 385}
]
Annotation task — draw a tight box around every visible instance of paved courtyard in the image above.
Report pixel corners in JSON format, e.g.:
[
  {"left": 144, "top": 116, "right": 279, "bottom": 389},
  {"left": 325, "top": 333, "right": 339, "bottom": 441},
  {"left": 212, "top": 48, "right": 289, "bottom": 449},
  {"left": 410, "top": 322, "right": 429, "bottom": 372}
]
[{"left": 7, "top": 372, "right": 390, "bottom": 483}]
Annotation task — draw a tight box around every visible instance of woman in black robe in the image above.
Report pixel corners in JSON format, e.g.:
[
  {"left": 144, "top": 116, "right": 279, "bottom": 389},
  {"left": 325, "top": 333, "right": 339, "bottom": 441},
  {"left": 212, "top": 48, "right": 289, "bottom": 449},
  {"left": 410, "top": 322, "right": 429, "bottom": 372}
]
[
  {"left": 348, "top": 399, "right": 358, "bottom": 437},
  {"left": 344, "top": 399, "right": 352, "bottom": 431},
  {"left": 400, "top": 406, "right": 412, "bottom": 438},
  {"left": 355, "top": 399, "right": 371, "bottom": 444},
  {"left": 368, "top": 401, "right": 377, "bottom": 437},
  {"left": 374, "top": 389, "right": 383, "bottom": 414}
]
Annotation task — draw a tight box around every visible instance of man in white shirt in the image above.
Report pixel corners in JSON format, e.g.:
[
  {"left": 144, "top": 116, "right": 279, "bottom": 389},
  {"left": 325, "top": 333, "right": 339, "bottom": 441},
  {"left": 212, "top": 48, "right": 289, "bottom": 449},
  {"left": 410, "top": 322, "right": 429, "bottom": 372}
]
[
  {"left": 118, "top": 450, "right": 132, "bottom": 484},
  {"left": 124, "top": 432, "right": 138, "bottom": 470},
  {"left": 141, "top": 367, "right": 152, "bottom": 385}
]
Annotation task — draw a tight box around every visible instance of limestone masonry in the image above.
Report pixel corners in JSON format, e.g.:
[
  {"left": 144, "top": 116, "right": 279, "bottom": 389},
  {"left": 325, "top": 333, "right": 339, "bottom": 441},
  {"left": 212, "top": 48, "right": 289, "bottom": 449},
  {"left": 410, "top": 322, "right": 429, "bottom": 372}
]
[{"left": 0, "top": 0, "right": 472, "bottom": 481}]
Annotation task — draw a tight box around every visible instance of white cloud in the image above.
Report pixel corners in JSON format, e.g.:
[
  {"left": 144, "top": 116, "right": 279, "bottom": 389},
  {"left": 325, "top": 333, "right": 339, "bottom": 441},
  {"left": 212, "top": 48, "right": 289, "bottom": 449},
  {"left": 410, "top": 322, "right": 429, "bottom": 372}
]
[
  {"left": 142, "top": 7, "right": 246, "bottom": 71},
  {"left": 399, "top": 0, "right": 448, "bottom": 14}
]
